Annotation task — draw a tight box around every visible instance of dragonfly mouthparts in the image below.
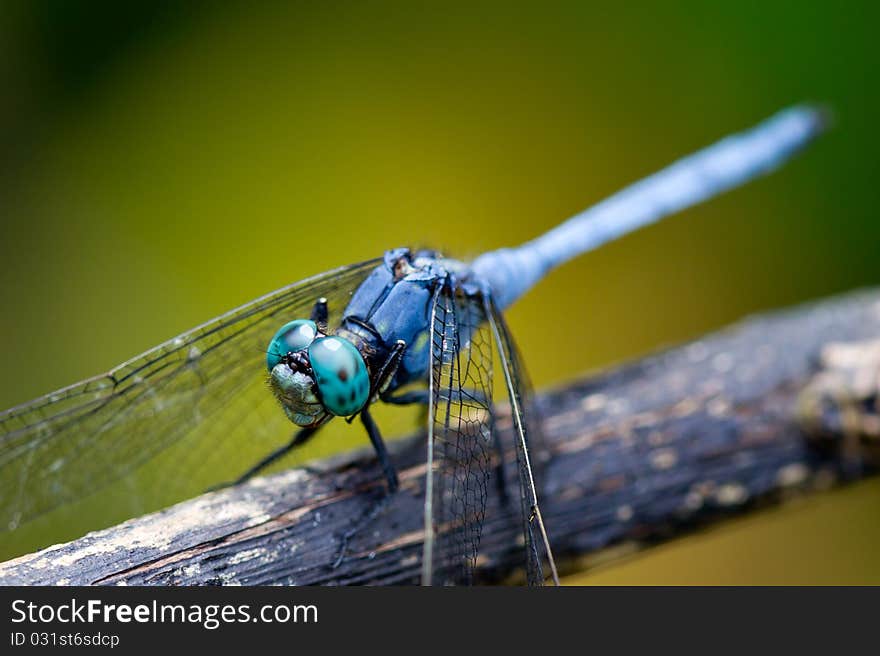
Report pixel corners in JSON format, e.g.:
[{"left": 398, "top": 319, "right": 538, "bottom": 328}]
[{"left": 283, "top": 350, "right": 311, "bottom": 373}]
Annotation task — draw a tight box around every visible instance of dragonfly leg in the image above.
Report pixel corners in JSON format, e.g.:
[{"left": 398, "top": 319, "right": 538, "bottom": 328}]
[
  {"left": 206, "top": 425, "right": 320, "bottom": 491},
  {"left": 381, "top": 389, "right": 428, "bottom": 405},
  {"left": 331, "top": 406, "right": 398, "bottom": 568},
  {"left": 371, "top": 339, "right": 406, "bottom": 398},
  {"left": 310, "top": 297, "right": 329, "bottom": 332},
  {"left": 361, "top": 406, "right": 398, "bottom": 493}
]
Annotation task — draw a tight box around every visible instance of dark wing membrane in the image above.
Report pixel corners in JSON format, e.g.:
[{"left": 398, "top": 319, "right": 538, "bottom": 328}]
[
  {"left": 422, "top": 285, "right": 494, "bottom": 585},
  {"left": 484, "top": 296, "right": 559, "bottom": 586},
  {"left": 0, "top": 258, "right": 382, "bottom": 534}
]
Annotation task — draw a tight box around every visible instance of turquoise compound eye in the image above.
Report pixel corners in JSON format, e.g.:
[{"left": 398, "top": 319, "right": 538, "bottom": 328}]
[
  {"left": 267, "top": 320, "right": 318, "bottom": 371},
  {"left": 308, "top": 336, "right": 370, "bottom": 416}
]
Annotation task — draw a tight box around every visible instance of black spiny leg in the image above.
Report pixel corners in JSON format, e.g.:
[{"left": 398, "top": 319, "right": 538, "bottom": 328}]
[
  {"left": 361, "top": 406, "right": 398, "bottom": 492},
  {"left": 382, "top": 389, "right": 429, "bottom": 405},
  {"left": 371, "top": 339, "right": 406, "bottom": 398},
  {"left": 207, "top": 425, "right": 320, "bottom": 491}
]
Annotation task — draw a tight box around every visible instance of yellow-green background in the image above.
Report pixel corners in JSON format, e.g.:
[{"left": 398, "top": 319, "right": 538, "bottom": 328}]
[{"left": 1, "top": 2, "right": 877, "bottom": 582}]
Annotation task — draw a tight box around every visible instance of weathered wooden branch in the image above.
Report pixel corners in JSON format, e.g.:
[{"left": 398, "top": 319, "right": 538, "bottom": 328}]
[{"left": 1, "top": 289, "right": 878, "bottom": 585}]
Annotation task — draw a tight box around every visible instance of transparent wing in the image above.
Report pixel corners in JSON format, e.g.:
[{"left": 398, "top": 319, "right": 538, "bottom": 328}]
[
  {"left": 484, "top": 296, "right": 560, "bottom": 586},
  {"left": 0, "top": 258, "right": 382, "bottom": 537},
  {"left": 422, "top": 284, "right": 494, "bottom": 585}
]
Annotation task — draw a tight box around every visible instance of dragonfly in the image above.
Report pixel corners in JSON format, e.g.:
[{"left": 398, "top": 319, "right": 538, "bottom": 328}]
[{"left": 0, "top": 105, "right": 824, "bottom": 585}]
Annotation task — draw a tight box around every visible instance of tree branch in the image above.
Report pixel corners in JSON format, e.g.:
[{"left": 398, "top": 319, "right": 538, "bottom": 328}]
[{"left": 2, "top": 289, "right": 878, "bottom": 585}]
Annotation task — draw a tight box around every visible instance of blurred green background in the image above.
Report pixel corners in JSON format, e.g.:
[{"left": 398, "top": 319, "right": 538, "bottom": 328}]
[{"left": 1, "top": 1, "right": 877, "bottom": 582}]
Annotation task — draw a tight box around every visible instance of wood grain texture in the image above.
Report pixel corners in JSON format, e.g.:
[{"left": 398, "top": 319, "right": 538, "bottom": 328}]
[{"left": 2, "top": 288, "right": 878, "bottom": 585}]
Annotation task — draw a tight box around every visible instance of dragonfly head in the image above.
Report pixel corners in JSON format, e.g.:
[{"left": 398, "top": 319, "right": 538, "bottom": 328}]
[{"left": 267, "top": 320, "right": 371, "bottom": 426}]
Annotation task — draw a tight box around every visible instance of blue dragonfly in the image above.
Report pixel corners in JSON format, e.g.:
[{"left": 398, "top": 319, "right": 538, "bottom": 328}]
[{"left": 0, "top": 106, "right": 823, "bottom": 585}]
